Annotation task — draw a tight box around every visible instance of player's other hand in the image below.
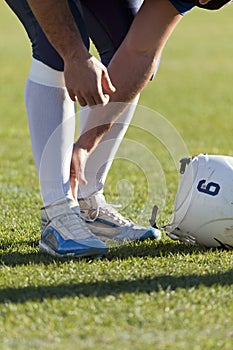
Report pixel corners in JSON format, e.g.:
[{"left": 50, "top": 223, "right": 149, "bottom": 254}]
[{"left": 64, "top": 55, "right": 116, "bottom": 106}]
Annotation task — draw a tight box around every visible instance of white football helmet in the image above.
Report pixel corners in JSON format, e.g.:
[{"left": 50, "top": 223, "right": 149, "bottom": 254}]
[{"left": 166, "top": 154, "right": 233, "bottom": 249}]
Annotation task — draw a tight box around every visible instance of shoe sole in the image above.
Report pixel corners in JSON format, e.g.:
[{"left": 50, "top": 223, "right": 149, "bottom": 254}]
[{"left": 39, "top": 241, "right": 107, "bottom": 258}]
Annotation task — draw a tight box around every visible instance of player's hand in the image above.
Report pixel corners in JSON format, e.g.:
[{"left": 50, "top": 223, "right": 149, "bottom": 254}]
[
  {"left": 70, "top": 146, "right": 88, "bottom": 201},
  {"left": 64, "top": 55, "right": 116, "bottom": 106},
  {"left": 69, "top": 122, "right": 110, "bottom": 200}
]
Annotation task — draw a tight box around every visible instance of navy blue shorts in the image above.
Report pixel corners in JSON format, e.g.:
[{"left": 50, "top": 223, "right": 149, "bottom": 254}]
[{"left": 5, "top": 0, "right": 194, "bottom": 71}]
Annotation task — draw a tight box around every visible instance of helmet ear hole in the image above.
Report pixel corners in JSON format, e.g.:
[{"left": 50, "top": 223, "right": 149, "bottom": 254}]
[{"left": 166, "top": 154, "right": 233, "bottom": 249}]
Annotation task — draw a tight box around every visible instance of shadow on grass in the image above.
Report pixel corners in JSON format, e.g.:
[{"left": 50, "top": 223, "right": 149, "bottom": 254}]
[
  {"left": 0, "top": 240, "right": 232, "bottom": 304},
  {"left": 107, "top": 240, "right": 208, "bottom": 260},
  {"left": 0, "top": 239, "right": 207, "bottom": 267},
  {"left": 0, "top": 268, "right": 233, "bottom": 304}
]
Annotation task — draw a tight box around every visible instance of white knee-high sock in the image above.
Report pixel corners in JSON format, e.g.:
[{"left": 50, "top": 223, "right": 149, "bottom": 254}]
[
  {"left": 78, "top": 95, "right": 140, "bottom": 199},
  {"left": 25, "top": 59, "right": 76, "bottom": 206}
]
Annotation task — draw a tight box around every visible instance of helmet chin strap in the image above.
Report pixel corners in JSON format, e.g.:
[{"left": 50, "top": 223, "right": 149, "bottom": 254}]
[
  {"left": 149, "top": 205, "right": 159, "bottom": 229},
  {"left": 179, "top": 158, "right": 191, "bottom": 174}
]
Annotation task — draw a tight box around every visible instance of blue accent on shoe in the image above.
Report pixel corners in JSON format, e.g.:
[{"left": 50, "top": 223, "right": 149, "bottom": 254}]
[
  {"left": 94, "top": 217, "right": 120, "bottom": 228},
  {"left": 41, "top": 226, "right": 108, "bottom": 257},
  {"left": 137, "top": 227, "right": 161, "bottom": 241}
]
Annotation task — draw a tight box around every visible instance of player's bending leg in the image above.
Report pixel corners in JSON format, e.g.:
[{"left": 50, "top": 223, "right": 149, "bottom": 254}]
[
  {"left": 26, "top": 60, "right": 107, "bottom": 257},
  {"left": 5, "top": 0, "right": 107, "bottom": 257},
  {"left": 77, "top": 0, "right": 161, "bottom": 242}
]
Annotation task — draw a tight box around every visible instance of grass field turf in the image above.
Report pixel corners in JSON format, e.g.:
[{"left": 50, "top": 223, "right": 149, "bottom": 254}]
[{"left": 1, "top": 2, "right": 233, "bottom": 349}]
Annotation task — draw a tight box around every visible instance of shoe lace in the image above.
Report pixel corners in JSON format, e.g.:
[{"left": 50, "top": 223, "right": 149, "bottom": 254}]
[{"left": 86, "top": 203, "right": 132, "bottom": 226}]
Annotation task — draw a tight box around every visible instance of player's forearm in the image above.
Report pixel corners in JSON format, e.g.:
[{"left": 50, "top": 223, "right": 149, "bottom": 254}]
[{"left": 27, "top": 0, "right": 90, "bottom": 62}]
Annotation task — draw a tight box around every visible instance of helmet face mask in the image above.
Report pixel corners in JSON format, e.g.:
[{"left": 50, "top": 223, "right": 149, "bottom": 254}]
[{"left": 166, "top": 154, "right": 233, "bottom": 249}]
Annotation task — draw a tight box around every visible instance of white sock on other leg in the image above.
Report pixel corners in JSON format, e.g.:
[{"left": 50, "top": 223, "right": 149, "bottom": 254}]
[{"left": 78, "top": 95, "right": 140, "bottom": 199}]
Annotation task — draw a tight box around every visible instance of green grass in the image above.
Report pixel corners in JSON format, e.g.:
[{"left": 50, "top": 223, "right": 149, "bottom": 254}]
[{"left": 1, "top": 2, "right": 233, "bottom": 349}]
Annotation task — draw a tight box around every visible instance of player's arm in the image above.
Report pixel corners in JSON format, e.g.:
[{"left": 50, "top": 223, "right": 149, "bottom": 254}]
[
  {"left": 70, "top": 0, "right": 183, "bottom": 194},
  {"left": 75, "top": 0, "right": 182, "bottom": 150},
  {"left": 27, "top": 0, "right": 116, "bottom": 105}
]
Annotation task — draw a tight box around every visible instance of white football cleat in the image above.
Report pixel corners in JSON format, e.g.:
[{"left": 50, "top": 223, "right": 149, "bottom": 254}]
[
  {"left": 40, "top": 198, "right": 108, "bottom": 258},
  {"left": 79, "top": 193, "right": 161, "bottom": 243}
]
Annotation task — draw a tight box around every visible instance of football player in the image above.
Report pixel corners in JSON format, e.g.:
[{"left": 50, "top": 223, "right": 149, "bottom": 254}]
[{"left": 4, "top": 0, "right": 231, "bottom": 257}]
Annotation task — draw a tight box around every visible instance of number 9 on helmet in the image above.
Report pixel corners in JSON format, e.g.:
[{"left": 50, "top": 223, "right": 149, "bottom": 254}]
[{"left": 166, "top": 154, "right": 233, "bottom": 249}]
